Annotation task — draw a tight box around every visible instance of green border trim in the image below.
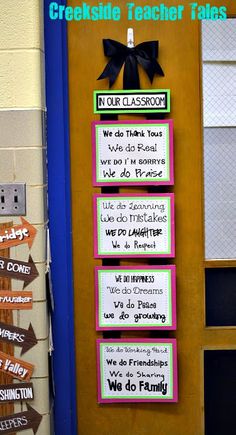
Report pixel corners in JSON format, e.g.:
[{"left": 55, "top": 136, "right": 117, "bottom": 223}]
[
  {"left": 97, "top": 196, "right": 171, "bottom": 255},
  {"left": 100, "top": 342, "right": 173, "bottom": 399},
  {"left": 96, "top": 123, "right": 170, "bottom": 183},
  {"left": 98, "top": 269, "right": 172, "bottom": 327},
  {"left": 94, "top": 89, "right": 171, "bottom": 114}
]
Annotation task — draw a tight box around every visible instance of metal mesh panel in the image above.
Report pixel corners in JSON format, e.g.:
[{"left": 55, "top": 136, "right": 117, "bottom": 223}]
[
  {"left": 203, "top": 63, "right": 236, "bottom": 127},
  {"left": 202, "top": 19, "right": 236, "bottom": 259},
  {"left": 204, "top": 128, "right": 236, "bottom": 259},
  {"left": 202, "top": 19, "right": 236, "bottom": 61}
]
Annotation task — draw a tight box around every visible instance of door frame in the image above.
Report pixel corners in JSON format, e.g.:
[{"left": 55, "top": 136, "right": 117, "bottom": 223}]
[{"left": 44, "top": 1, "right": 77, "bottom": 434}]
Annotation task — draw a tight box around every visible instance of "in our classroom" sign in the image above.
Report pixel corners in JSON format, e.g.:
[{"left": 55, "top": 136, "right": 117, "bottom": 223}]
[
  {"left": 94, "top": 90, "right": 170, "bottom": 114},
  {"left": 92, "top": 120, "right": 174, "bottom": 186},
  {"left": 93, "top": 194, "right": 175, "bottom": 258}
]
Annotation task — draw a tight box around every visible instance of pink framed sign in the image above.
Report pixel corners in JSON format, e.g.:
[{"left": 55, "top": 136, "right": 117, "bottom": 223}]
[
  {"left": 92, "top": 120, "right": 174, "bottom": 186},
  {"left": 97, "top": 339, "right": 178, "bottom": 403},
  {"left": 95, "top": 265, "right": 176, "bottom": 330},
  {"left": 93, "top": 193, "right": 175, "bottom": 258}
]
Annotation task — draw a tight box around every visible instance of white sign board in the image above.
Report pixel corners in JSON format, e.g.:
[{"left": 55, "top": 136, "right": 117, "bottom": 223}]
[
  {"left": 92, "top": 120, "right": 174, "bottom": 186},
  {"left": 93, "top": 194, "right": 175, "bottom": 258},
  {"left": 95, "top": 266, "right": 176, "bottom": 330},
  {"left": 97, "top": 339, "right": 178, "bottom": 403}
]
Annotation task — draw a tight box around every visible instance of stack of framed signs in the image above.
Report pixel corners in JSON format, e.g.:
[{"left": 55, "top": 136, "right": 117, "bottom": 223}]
[{"left": 92, "top": 89, "right": 178, "bottom": 403}]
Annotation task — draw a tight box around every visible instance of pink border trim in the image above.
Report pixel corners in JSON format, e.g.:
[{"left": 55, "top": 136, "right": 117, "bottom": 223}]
[
  {"left": 92, "top": 120, "right": 174, "bottom": 186},
  {"left": 93, "top": 193, "right": 175, "bottom": 258},
  {"left": 95, "top": 265, "right": 176, "bottom": 331},
  {"left": 96, "top": 338, "right": 178, "bottom": 403}
]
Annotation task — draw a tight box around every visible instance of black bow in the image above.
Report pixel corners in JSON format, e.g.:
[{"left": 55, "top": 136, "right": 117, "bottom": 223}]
[{"left": 97, "top": 39, "right": 164, "bottom": 89}]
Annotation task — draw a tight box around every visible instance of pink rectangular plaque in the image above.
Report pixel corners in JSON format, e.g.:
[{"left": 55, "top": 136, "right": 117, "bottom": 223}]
[
  {"left": 93, "top": 193, "right": 175, "bottom": 258},
  {"left": 92, "top": 120, "right": 174, "bottom": 186},
  {"left": 97, "top": 338, "right": 178, "bottom": 403},
  {"left": 95, "top": 265, "right": 176, "bottom": 330}
]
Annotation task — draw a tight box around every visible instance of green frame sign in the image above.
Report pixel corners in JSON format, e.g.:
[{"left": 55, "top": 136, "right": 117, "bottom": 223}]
[
  {"left": 97, "top": 339, "right": 178, "bottom": 403},
  {"left": 94, "top": 89, "right": 171, "bottom": 114}
]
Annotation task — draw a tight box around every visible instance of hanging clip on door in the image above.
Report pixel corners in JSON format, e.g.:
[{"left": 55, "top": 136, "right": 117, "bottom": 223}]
[{"left": 127, "top": 28, "right": 135, "bottom": 48}]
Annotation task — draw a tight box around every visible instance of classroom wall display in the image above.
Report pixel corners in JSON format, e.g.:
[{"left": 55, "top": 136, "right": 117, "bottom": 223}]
[
  {"left": 0, "top": 350, "right": 34, "bottom": 381},
  {"left": 94, "top": 90, "right": 170, "bottom": 114},
  {"left": 95, "top": 266, "right": 176, "bottom": 330},
  {"left": 92, "top": 120, "right": 174, "bottom": 186},
  {"left": 97, "top": 339, "right": 178, "bottom": 403},
  {"left": 0, "top": 404, "right": 42, "bottom": 434},
  {"left": 93, "top": 194, "right": 175, "bottom": 258},
  {"left": 0, "top": 218, "right": 37, "bottom": 418},
  {"left": 0, "top": 382, "right": 34, "bottom": 403},
  {"left": 0, "top": 255, "right": 38, "bottom": 287},
  {"left": 0, "top": 322, "right": 37, "bottom": 355},
  {"left": 0, "top": 218, "right": 37, "bottom": 250},
  {"left": 0, "top": 291, "right": 33, "bottom": 310}
]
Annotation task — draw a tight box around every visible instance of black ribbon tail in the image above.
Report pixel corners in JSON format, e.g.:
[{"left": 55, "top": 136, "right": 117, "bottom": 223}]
[
  {"left": 97, "top": 56, "right": 124, "bottom": 88},
  {"left": 123, "top": 55, "right": 140, "bottom": 90},
  {"left": 152, "top": 59, "right": 165, "bottom": 77},
  {"left": 136, "top": 56, "right": 156, "bottom": 83}
]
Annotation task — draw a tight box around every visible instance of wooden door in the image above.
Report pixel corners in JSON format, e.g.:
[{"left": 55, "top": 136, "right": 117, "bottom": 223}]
[{"left": 67, "top": 1, "right": 236, "bottom": 434}]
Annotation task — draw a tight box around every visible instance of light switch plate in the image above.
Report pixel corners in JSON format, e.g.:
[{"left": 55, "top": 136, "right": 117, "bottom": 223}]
[{"left": 0, "top": 183, "right": 26, "bottom": 216}]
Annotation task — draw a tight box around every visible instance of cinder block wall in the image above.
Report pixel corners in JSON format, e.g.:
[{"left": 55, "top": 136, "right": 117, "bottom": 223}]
[{"left": 0, "top": 1, "right": 50, "bottom": 434}]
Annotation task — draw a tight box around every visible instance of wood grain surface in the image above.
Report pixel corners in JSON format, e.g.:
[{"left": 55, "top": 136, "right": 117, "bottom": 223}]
[
  {"left": 68, "top": 1, "right": 236, "bottom": 433},
  {"left": 0, "top": 222, "right": 14, "bottom": 423}
]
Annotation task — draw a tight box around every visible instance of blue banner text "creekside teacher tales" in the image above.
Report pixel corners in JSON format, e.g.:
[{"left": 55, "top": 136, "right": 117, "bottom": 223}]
[{"left": 49, "top": 2, "right": 227, "bottom": 21}]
